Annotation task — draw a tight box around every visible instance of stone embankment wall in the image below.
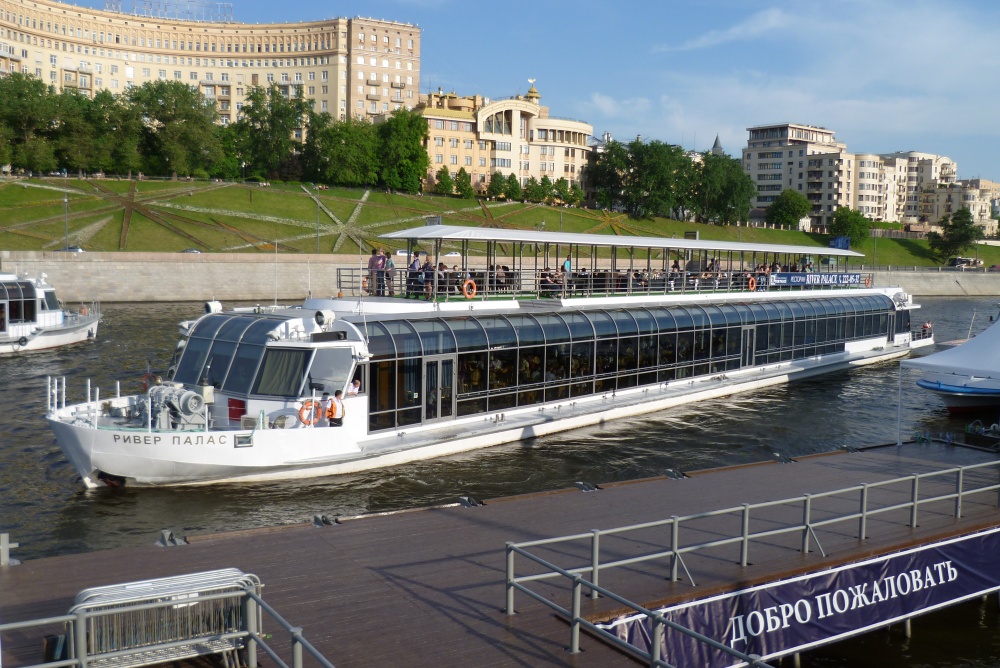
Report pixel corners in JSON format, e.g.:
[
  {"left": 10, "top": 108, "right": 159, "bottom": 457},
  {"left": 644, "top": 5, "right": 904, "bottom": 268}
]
[{"left": 2, "top": 251, "right": 1000, "bottom": 302}]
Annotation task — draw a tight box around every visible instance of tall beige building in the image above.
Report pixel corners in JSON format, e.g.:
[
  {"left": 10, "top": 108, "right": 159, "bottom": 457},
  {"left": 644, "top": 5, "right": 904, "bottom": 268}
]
[
  {"left": 0, "top": 0, "right": 420, "bottom": 125},
  {"left": 415, "top": 85, "right": 592, "bottom": 193},
  {"left": 742, "top": 123, "right": 852, "bottom": 227}
]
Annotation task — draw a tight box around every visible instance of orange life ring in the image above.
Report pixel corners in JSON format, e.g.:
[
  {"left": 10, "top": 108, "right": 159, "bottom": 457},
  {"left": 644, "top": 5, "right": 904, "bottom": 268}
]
[
  {"left": 361, "top": 276, "right": 369, "bottom": 292},
  {"left": 462, "top": 279, "right": 477, "bottom": 299},
  {"left": 864, "top": 276, "right": 872, "bottom": 288},
  {"left": 299, "top": 400, "right": 319, "bottom": 426},
  {"left": 747, "top": 276, "right": 757, "bottom": 292}
]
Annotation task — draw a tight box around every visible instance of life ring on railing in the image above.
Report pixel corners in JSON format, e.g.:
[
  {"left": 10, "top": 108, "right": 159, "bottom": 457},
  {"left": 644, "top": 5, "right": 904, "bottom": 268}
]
[
  {"left": 361, "top": 276, "right": 369, "bottom": 293},
  {"left": 747, "top": 277, "right": 757, "bottom": 292},
  {"left": 141, "top": 372, "right": 161, "bottom": 392},
  {"left": 864, "top": 276, "right": 872, "bottom": 288},
  {"left": 461, "top": 279, "right": 477, "bottom": 299},
  {"left": 80, "top": 306, "right": 89, "bottom": 316},
  {"left": 298, "top": 400, "right": 319, "bottom": 426}
]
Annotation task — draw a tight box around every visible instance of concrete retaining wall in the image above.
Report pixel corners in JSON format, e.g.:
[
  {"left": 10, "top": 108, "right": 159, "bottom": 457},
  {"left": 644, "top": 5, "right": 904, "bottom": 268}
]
[{"left": 3, "top": 251, "right": 1000, "bottom": 302}]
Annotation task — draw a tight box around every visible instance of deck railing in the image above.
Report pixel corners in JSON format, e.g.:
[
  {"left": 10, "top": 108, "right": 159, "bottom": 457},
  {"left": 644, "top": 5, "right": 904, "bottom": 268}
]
[
  {"left": 504, "top": 445, "right": 1000, "bottom": 660},
  {"left": 335, "top": 267, "right": 875, "bottom": 300},
  {"left": 0, "top": 571, "right": 335, "bottom": 668}
]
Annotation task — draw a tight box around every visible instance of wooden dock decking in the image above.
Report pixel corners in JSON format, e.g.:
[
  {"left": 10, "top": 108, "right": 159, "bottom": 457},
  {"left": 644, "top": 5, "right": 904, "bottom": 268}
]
[{"left": 3, "top": 442, "right": 1000, "bottom": 667}]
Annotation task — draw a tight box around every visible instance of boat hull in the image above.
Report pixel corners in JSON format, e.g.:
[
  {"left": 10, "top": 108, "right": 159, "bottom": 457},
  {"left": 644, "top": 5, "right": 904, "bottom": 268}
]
[
  {"left": 915, "top": 378, "right": 1000, "bottom": 415},
  {"left": 0, "top": 315, "right": 100, "bottom": 354},
  {"left": 50, "top": 345, "right": 909, "bottom": 488}
]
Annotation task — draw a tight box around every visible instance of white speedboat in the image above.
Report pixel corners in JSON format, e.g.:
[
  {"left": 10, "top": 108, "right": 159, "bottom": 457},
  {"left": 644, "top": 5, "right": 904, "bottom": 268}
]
[
  {"left": 0, "top": 272, "right": 100, "bottom": 354},
  {"left": 906, "top": 317, "right": 1000, "bottom": 414},
  {"left": 47, "top": 225, "right": 933, "bottom": 487}
]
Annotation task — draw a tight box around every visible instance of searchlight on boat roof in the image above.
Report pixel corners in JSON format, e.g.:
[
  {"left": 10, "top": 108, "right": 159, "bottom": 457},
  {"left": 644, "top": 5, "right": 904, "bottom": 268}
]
[
  {"left": 315, "top": 310, "right": 336, "bottom": 327},
  {"left": 204, "top": 300, "right": 223, "bottom": 314}
]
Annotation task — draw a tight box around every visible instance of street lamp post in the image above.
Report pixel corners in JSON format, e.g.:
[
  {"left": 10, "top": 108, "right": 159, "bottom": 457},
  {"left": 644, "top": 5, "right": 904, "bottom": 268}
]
[
  {"left": 315, "top": 201, "right": 320, "bottom": 254},
  {"left": 64, "top": 193, "right": 69, "bottom": 250}
]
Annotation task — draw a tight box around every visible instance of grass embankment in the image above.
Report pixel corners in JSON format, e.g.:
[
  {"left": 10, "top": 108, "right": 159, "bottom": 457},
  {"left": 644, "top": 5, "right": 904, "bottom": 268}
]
[{"left": 0, "top": 177, "right": 993, "bottom": 267}]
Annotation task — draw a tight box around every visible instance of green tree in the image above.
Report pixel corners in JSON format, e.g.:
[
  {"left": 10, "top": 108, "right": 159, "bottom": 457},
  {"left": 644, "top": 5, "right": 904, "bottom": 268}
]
[
  {"left": 539, "top": 175, "right": 554, "bottom": 203},
  {"left": 302, "top": 113, "right": 379, "bottom": 187},
  {"left": 693, "top": 152, "right": 755, "bottom": 224},
  {"left": 377, "top": 108, "right": 429, "bottom": 193},
  {"left": 927, "top": 208, "right": 984, "bottom": 261},
  {"left": 524, "top": 176, "right": 545, "bottom": 202},
  {"left": 553, "top": 177, "right": 571, "bottom": 204},
  {"left": 504, "top": 173, "right": 522, "bottom": 200},
  {"left": 434, "top": 165, "right": 454, "bottom": 195},
  {"left": 589, "top": 138, "right": 694, "bottom": 218},
  {"left": 211, "top": 124, "right": 242, "bottom": 179},
  {"left": 0, "top": 73, "right": 58, "bottom": 172},
  {"left": 830, "top": 207, "right": 872, "bottom": 248},
  {"left": 487, "top": 171, "right": 506, "bottom": 199},
  {"left": 454, "top": 167, "right": 474, "bottom": 199},
  {"left": 89, "top": 90, "right": 143, "bottom": 176},
  {"left": 232, "top": 84, "right": 310, "bottom": 180},
  {"left": 568, "top": 183, "right": 584, "bottom": 207},
  {"left": 765, "top": 189, "right": 812, "bottom": 228},
  {"left": 126, "top": 80, "right": 221, "bottom": 176},
  {"left": 589, "top": 139, "right": 629, "bottom": 212},
  {"left": 52, "top": 89, "right": 97, "bottom": 175}
]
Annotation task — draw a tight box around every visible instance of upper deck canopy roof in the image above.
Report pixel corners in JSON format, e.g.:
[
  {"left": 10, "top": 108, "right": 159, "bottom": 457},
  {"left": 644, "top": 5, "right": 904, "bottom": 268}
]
[{"left": 380, "top": 225, "right": 863, "bottom": 258}]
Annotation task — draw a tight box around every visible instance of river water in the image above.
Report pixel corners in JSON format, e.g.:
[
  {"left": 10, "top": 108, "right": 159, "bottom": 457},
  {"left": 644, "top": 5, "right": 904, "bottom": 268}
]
[{"left": 2, "top": 296, "right": 999, "bottom": 666}]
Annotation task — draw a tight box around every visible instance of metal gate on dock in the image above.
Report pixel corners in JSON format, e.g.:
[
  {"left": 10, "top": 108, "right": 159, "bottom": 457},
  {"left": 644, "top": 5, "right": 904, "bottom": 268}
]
[{"left": 0, "top": 568, "right": 334, "bottom": 668}]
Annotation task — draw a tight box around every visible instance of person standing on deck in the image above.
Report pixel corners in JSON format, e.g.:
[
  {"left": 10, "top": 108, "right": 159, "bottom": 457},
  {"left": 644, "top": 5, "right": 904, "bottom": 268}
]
[
  {"left": 407, "top": 253, "right": 422, "bottom": 297},
  {"left": 366, "top": 249, "right": 379, "bottom": 295},
  {"left": 318, "top": 392, "right": 332, "bottom": 427},
  {"left": 330, "top": 390, "right": 346, "bottom": 427},
  {"left": 384, "top": 253, "right": 396, "bottom": 296},
  {"left": 375, "top": 249, "right": 388, "bottom": 295}
]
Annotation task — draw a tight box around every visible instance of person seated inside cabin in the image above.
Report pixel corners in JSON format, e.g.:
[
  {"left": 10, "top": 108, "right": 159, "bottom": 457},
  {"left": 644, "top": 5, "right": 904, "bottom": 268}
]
[
  {"left": 495, "top": 265, "right": 507, "bottom": 291},
  {"left": 347, "top": 379, "right": 361, "bottom": 395},
  {"left": 540, "top": 267, "right": 558, "bottom": 294}
]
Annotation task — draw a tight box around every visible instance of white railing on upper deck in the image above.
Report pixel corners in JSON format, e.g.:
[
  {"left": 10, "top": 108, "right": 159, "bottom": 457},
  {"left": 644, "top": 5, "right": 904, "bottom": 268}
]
[{"left": 336, "top": 267, "right": 875, "bottom": 300}]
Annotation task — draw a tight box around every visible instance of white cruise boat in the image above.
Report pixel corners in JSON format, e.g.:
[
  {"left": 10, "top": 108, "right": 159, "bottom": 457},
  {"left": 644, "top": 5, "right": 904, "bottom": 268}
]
[
  {"left": 47, "top": 225, "right": 933, "bottom": 487},
  {"left": 0, "top": 272, "right": 100, "bottom": 354}
]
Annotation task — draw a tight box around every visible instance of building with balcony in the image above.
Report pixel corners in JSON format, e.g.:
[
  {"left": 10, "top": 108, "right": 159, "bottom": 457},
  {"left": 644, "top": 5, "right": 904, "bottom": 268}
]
[
  {"left": 742, "top": 123, "right": 993, "bottom": 231},
  {"left": 0, "top": 0, "right": 420, "bottom": 125},
  {"left": 413, "top": 84, "right": 592, "bottom": 194},
  {"left": 742, "top": 123, "right": 851, "bottom": 227}
]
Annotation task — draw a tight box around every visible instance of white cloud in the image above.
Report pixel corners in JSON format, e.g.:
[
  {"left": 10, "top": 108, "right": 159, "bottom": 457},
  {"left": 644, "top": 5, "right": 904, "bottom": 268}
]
[
  {"left": 583, "top": 1, "right": 1000, "bottom": 176},
  {"left": 653, "top": 8, "right": 792, "bottom": 52},
  {"left": 585, "top": 92, "right": 652, "bottom": 119}
]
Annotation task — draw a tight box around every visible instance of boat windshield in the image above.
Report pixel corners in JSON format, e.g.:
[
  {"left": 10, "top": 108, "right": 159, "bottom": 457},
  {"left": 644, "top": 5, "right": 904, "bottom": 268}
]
[
  {"left": 43, "top": 291, "right": 59, "bottom": 310},
  {"left": 304, "top": 347, "right": 355, "bottom": 394}
]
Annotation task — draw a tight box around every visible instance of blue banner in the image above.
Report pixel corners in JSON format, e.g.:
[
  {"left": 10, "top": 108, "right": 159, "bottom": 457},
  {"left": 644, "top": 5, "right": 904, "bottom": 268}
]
[
  {"left": 769, "top": 272, "right": 863, "bottom": 287},
  {"left": 600, "top": 527, "right": 1000, "bottom": 667}
]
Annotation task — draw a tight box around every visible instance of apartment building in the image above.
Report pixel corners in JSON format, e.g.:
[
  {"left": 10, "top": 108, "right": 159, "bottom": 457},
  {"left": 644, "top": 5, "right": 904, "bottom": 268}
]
[
  {"left": 0, "top": 0, "right": 420, "bottom": 124},
  {"left": 415, "top": 85, "right": 592, "bottom": 193},
  {"left": 742, "top": 123, "right": 852, "bottom": 227},
  {"left": 743, "top": 123, "right": 994, "bottom": 231}
]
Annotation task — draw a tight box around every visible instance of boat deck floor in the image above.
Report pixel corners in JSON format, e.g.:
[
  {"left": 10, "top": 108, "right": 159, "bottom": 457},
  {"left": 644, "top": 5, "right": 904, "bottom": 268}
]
[{"left": 3, "top": 442, "right": 998, "bottom": 667}]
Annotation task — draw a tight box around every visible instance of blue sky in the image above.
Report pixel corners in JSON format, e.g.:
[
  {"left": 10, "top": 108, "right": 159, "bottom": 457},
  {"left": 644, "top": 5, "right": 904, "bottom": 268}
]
[{"left": 78, "top": 0, "right": 999, "bottom": 179}]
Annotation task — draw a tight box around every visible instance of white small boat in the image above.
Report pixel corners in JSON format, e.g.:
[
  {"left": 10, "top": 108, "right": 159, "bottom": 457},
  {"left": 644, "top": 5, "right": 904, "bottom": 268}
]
[
  {"left": 0, "top": 272, "right": 100, "bottom": 354},
  {"left": 906, "top": 317, "right": 1000, "bottom": 414},
  {"left": 46, "top": 225, "right": 933, "bottom": 487}
]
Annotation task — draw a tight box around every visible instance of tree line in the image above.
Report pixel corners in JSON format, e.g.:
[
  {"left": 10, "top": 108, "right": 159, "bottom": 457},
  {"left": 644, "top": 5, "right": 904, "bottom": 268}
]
[
  {"left": 0, "top": 74, "right": 429, "bottom": 191},
  {"left": 587, "top": 138, "right": 757, "bottom": 223}
]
